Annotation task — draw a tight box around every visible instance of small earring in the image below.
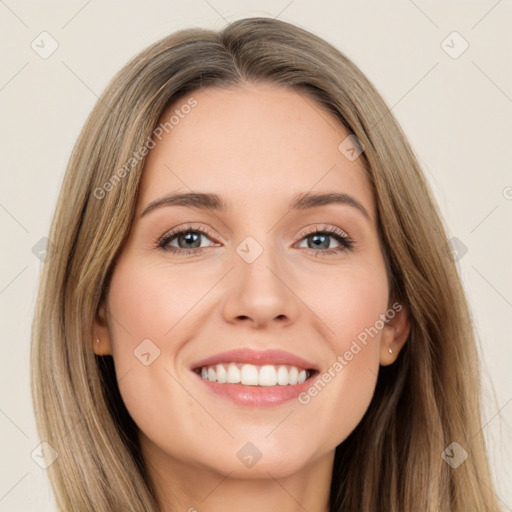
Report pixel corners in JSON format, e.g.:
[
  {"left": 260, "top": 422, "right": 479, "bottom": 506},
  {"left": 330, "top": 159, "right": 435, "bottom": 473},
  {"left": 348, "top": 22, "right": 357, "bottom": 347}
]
[
  {"left": 388, "top": 347, "right": 393, "bottom": 354},
  {"left": 96, "top": 338, "right": 100, "bottom": 344}
]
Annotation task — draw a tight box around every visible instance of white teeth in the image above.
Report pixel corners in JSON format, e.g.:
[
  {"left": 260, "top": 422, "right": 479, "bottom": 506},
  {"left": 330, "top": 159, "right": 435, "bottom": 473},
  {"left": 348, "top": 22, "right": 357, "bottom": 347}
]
[
  {"left": 277, "top": 365, "right": 289, "bottom": 385},
  {"left": 240, "top": 364, "right": 259, "bottom": 385},
  {"left": 216, "top": 364, "right": 227, "bottom": 383},
  {"left": 227, "top": 362, "right": 241, "bottom": 383},
  {"left": 259, "top": 365, "right": 277, "bottom": 386},
  {"left": 198, "top": 362, "right": 312, "bottom": 386}
]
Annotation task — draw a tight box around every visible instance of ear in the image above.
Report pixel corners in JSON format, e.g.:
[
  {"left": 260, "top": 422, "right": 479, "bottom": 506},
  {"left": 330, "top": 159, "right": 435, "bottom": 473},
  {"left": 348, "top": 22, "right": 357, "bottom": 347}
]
[
  {"left": 380, "top": 302, "right": 410, "bottom": 366},
  {"left": 92, "top": 301, "right": 113, "bottom": 356}
]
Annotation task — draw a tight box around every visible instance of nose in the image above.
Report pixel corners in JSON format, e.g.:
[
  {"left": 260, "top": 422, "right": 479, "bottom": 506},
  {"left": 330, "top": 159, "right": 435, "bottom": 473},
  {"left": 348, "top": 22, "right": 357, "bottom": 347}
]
[{"left": 221, "top": 241, "right": 301, "bottom": 329}]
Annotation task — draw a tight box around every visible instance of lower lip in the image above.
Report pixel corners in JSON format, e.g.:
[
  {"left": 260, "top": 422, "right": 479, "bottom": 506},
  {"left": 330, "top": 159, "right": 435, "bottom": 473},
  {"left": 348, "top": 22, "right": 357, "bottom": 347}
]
[{"left": 193, "top": 372, "right": 317, "bottom": 407}]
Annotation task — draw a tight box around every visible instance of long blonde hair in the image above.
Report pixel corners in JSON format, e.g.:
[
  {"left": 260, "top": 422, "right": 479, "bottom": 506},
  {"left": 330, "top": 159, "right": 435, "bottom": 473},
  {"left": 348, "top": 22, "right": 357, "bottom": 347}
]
[{"left": 31, "top": 17, "right": 501, "bottom": 511}]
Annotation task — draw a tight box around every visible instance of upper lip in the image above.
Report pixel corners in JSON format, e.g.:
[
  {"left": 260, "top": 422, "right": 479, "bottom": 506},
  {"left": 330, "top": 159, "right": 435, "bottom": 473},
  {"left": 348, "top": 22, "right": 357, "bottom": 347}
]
[{"left": 191, "top": 348, "right": 319, "bottom": 371}]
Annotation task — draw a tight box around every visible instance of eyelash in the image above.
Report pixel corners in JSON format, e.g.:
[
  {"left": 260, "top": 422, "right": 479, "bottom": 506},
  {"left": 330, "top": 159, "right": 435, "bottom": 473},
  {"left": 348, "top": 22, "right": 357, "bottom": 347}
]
[{"left": 155, "top": 224, "right": 355, "bottom": 258}]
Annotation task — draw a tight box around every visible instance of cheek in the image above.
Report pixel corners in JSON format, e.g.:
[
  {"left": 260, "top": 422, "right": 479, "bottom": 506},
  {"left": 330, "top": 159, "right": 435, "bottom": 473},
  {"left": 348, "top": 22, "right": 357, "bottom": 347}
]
[
  {"left": 104, "top": 258, "right": 209, "bottom": 449},
  {"left": 106, "top": 257, "right": 212, "bottom": 353},
  {"left": 301, "top": 261, "right": 389, "bottom": 354},
  {"left": 293, "top": 263, "right": 388, "bottom": 442},
  {"left": 103, "top": 259, "right": 184, "bottom": 406}
]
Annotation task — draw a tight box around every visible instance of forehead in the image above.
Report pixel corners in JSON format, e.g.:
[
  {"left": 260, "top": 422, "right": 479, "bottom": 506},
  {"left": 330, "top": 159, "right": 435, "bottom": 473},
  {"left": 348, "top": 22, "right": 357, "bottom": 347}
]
[{"left": 137, "top": 82, "right": 375, "bottom": 221}]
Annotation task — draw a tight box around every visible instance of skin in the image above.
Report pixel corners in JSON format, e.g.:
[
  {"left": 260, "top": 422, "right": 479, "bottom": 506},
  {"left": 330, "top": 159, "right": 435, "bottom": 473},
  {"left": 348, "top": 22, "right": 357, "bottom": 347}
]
[{"left": 94, "top": 82, "right": 410, "bottom": 512}]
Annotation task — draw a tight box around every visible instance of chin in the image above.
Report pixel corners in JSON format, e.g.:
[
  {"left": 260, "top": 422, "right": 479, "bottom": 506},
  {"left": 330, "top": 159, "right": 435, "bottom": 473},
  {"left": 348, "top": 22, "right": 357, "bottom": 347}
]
[{"left": 195, "top": 439, "right": 320, "bottom": 479}]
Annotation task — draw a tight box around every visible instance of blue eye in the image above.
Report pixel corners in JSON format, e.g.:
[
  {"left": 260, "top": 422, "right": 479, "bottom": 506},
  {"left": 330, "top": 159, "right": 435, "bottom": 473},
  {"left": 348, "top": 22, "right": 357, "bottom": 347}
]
[
  {"left": 157, "top": 226, "right": 215, "bottom": 255},
  {"left": 296, "top": 226, "right": 354, "bottom": 256},
  {"left": 156, "top": 224, "right": 354, "bottom": 257}
]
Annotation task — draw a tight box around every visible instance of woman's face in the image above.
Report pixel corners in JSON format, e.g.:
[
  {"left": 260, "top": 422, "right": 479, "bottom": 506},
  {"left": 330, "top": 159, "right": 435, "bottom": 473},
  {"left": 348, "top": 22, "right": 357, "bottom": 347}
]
[{"left": 96, "top": 82, "right": 408, "bottom": 481}]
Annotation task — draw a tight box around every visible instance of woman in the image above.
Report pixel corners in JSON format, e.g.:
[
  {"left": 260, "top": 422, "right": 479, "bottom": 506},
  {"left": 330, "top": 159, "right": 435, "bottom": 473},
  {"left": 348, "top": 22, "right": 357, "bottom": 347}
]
[{"left": 31, "top": 17, "right": 502, "bottom": 511}]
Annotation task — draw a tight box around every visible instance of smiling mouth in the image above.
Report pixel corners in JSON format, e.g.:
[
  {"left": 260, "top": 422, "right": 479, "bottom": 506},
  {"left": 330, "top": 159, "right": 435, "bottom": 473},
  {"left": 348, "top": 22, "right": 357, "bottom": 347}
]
[{"left": 193, "top": 362, "right": 317, "bottom": 387}]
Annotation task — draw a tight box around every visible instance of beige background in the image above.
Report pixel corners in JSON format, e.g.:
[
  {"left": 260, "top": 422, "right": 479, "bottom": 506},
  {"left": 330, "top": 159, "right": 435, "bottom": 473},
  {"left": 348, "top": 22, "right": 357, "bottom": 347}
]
[{"left": 1, "top": 1, "right": 511, "bottom": 510}]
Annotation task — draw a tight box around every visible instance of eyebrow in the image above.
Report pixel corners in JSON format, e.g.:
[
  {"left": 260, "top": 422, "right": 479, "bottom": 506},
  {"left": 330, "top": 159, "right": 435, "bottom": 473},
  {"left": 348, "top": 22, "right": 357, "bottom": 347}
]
[{"left": 141, "top": 191, "right": 371, "bottom": 221}]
